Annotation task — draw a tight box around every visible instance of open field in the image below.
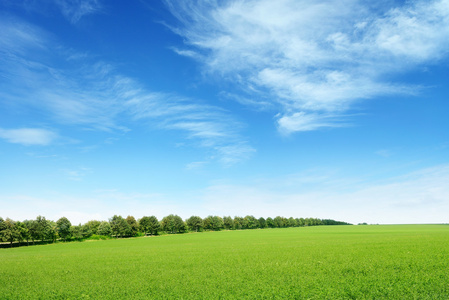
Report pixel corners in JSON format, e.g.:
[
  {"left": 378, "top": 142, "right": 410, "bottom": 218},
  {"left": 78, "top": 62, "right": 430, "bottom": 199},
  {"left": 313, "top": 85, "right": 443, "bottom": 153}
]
[{"left": 1, "top": 225, "right": 449, "bottom": 299}]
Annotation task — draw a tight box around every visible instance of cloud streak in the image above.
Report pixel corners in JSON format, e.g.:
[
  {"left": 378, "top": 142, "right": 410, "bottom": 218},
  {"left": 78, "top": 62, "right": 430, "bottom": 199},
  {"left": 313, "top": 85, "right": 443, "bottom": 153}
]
[
  {"left": 166, "top": 0, "right": 449, "bottom": 133},
  {"left": 0, "top": 16, "right": 253, "bottom": 165},
  {"left": 0, "top": 128, "right": 58, "bottom": 146},
  {"left": 54, "top": 0, "right": 102, "bottom": 23}
]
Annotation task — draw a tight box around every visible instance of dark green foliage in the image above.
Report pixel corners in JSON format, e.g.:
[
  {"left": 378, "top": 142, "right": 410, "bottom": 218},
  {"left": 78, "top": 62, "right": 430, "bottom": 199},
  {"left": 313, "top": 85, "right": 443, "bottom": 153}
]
[
  {"left": 223, "top": 216, "right": 233, "bottom": 229},
  {"left": 56, "top": 217, "right": 72, "bottom": 241},
  {"left": 186, "top": 216, "right": 203, "bottom": 232},
  {"left": 109, "top": 215, "right": 130, "bottom": 238},
  {"left": 97, "top": 221, "right": 112, "bottom": 236},
  {"left": 70, "top": 225, "right": 83, "bottom": 241},
  {"left": 244, "top": 215, "right": 258, "bottom": 229},
  {"left": 1, "top": 218, "right": 20, "bottom": 247},
  {"left": 0, "top": 214, "right": 351, "bottom": 247},
  {"left": 233, "top": 216, "right": 243, "bottom": 229},
  {"left": 146, "top": 216, "right": 160, "bottom": 235},
  {"left": 85, "top": 220, "right": 101, "bottom": 235},
  {"left": 125, "top": 216, "right": 139, "bottom": 236},
  {"left": 258, "top": 217, "right": 266, "bottom": 228},
  {"left": 161, "top": 214, "right": 185, "bottom": 234}
]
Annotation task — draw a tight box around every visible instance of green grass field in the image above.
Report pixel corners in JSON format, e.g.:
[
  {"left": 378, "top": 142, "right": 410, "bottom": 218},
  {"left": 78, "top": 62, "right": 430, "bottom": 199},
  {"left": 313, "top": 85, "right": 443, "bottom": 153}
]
[{"left": 1, "top": 225, "right": 448, "bottom": 299}]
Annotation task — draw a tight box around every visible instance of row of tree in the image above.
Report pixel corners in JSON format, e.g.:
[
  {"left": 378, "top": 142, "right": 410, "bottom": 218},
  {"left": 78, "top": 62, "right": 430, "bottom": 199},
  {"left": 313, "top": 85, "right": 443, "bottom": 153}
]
[{"left": 0, "top": 215, "right": 351, "bottom": 247}]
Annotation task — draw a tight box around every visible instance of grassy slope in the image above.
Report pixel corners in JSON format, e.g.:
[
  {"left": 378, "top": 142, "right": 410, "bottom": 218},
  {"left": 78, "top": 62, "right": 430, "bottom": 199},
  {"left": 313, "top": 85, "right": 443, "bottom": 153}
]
[{"left": 1, "top": 225, "right": 449, "bottom": 299}]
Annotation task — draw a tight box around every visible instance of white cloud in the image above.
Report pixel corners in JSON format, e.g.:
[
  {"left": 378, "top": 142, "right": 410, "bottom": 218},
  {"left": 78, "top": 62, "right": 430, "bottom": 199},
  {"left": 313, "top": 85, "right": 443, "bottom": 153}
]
[
  {"left": 0, "top": 128, "right": 58, "bottom": 146},
  {"left": 0, "top": 17, "right": 253, "bottom": 165},
  {"left": 166, "top": 0, "right": 449, "bottom": 133},
  {"left": 54, "top": 0, "right": 102, "bottom": 24}
]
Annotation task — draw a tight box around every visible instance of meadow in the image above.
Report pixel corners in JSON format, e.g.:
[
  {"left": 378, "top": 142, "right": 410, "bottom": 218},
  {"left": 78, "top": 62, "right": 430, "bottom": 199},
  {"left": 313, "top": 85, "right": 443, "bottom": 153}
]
[{"left": 1, "top": 225, "right": 448, "bottom": 299}]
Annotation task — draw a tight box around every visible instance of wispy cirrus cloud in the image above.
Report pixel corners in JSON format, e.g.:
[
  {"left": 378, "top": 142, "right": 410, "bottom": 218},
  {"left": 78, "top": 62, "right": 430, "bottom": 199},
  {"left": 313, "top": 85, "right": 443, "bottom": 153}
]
[
  {"left": 0, "top": 128, "right": 58, "bottom": 146},
  {"left": 166, "top": 0, "right": 449, "bottom": 133},
  {"left": 54, "top": 0, "right": 102, "bottom": 23},
  {"left": 0, "top": 16, "right": 253, "bottom": 165}
]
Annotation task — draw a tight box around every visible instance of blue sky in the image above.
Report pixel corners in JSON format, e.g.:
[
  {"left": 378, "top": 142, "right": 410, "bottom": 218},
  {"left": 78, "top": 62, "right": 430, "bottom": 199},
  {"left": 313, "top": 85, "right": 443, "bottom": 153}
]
[{"left": 1, "top": 0, "right": 448, "bottom": 224}]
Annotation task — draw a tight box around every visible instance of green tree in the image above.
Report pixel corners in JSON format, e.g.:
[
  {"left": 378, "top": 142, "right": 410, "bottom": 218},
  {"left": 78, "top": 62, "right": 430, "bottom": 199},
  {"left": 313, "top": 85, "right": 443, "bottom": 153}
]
[
  {"left": 35, "top": 215, "right": 50, "bottom": 242},
  {"left": 203, "top": 216, "right": 213, "bottom": 230},
  {"left": 24, "top": 220, "right": 38, "bottom": 245},
  {"left": 174, "top": 215, "right": 187, "bottom": 233},
  {"left": 233, "top": 216, "right": 243, "bottom": 229},
  {"left": 81, "top": 223, "right": 92, "bottom": 239},
  {"left": 16, "top": 221, "right": 29, "bottom": 245},
  {"left": 47, "top": 221, "right": 58, "bottom": 243},
  {"left": 161, "top": 214, "right": 185, "bottom": 234},
  {"left": 1, "top": 218, "right": 20, "bottom": 247},
  {"left": 288, "top": 217, "right": 296, "bottom": 227},
  {"left": 258, "top": 217, "right": 266, "bottom": 228},
  {"left": 139, "top": 216, "right": 151, "bottom": 235},
  {"left": 223, "top": 216, "right": 234, "bottom": 230},
  {"left": 109, "top": 215, "right": 130, "bottom": 238},
  {"left": 97, "top": 221, "right": 112, "bottom": 236},
  {"left": 70, "top": 224, "right": 83, "bottom": 241},
  {"left": 266, "top": 217, "right": 275, "bottom": 228},
  {"left": 244, "top": 215, "right": 258, "bottom": 229},
  {"left": 125, "top": 216, "right": 139, "bottom": 236},
  {"left": 211, "top": 216, "right": 224, "bottom": 231},
  {"left": 240, "top": 217, "right": 249, "bottom": 229},
  {"left": 186, "top": 216, "right": 203, "bottom": 232},
  {"left": 0, "top": 217, "right": 5, "bottom": 242},
  {"left": 274, "top": 216, "right": 284, "bottom": 228},
  {"left": 85, "top": 220, "right": 101, "bottom": 235},
  {"left": 56, "top": 217, "right": 72, "bottom": 242},
  {"left": 147, "top": 216, "right": 160, "bottom": 235}
]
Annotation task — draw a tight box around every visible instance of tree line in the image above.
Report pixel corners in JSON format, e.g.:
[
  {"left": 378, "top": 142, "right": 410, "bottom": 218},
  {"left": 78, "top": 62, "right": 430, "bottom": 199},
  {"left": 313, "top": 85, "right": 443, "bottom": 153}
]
[{"left": 0, "top": 215, "right": 351, "bottom": 248}]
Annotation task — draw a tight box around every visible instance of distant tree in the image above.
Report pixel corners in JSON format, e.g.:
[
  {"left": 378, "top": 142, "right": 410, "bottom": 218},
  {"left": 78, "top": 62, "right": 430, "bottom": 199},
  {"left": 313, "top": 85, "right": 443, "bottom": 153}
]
[
  {"left": 186, "top": 216, "right": 203, "bottom": 232},
  {"left": 56, "top": 217, "right": 72, "bottom": 242},
  {"left": 211, "top": 216, "right": 224, "bottom": 231},
  {"left": 223, "top": 216, "right": 233, "bottom": 230},
  {"left": 244, "top": 215, "right": 258, "bottom": 229},
  {"left": 266, "top": 217, "right": 275, "bottom": 228},
  {"left": 174, "top": 215, "right": 187, "bottom": 233},
  {"left": 203, "top": 216, "right": 213, "bottom": 230},
  {"left": 81, "top": 223, "right": 92, "bottom": 239},
  {"left": 258, "top": 217, "right": 266, "bottom": 228},
  {"left": 47, "top": 221, "right": 58, "bottom": 243},
  {"left": 161, "top": 215, "right": 186, "bottom": 234},
  {"left": 161, "top": 215, "right": 175, "bottom": 233},
  {"left": 0, "top": 217, "right": 5, "bottom": 242},
  {"left": 70, "top": 225, "right": 83, "bottom": 241},
  {"left": 109, "top": 215, "right": 129, "bottom": 238},
  {"left": 233, "top": 216, "right": 243, "bottom": 229},
  {"left": 139, "top": 216, "right": 151, "bottom": 235},
  {"left": 126, "top": 216, "right": 139, "bottom": 236},
  {"left": 35, "top": 216, "right": 51, "bottom": 242},
  {"left": 273, "top": 216, "right": 284, "bottom": 228},
  {"left": 1, "top": 218, "right": 20, "bottom": 247},
  {"left": 85, "top": 220, "right": 101, "bottom": 235},
  {"left": 147, "top": 216, "right": 160, "bottom": 235},
  {"left": 97, "top": 221, "right": 112, "bottom": 236},
  {"left": 23, "top": 220, "right": 38, "bottom": 245},
  {"left": 288, "top": 217, "right": 296, "bottom": 227},
  {"left": 240, "top": 217, "right": 249, "bottom": 229},
  {"left": 16, "top": 221, "right": 29, "bottom": 245}
]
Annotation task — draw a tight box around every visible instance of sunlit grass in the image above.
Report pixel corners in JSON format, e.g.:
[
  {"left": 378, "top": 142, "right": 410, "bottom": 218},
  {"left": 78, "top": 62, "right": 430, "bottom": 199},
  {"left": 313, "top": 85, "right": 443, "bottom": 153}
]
[{"left": 1, "top": 225, "right": 448, "bottom": 299}]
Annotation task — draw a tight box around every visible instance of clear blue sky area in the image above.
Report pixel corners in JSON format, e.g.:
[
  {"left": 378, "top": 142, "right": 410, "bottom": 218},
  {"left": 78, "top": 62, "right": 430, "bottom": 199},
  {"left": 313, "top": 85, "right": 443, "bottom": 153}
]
[{"left": 1, "top": 0, "right": 448, "bottom": 224}]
